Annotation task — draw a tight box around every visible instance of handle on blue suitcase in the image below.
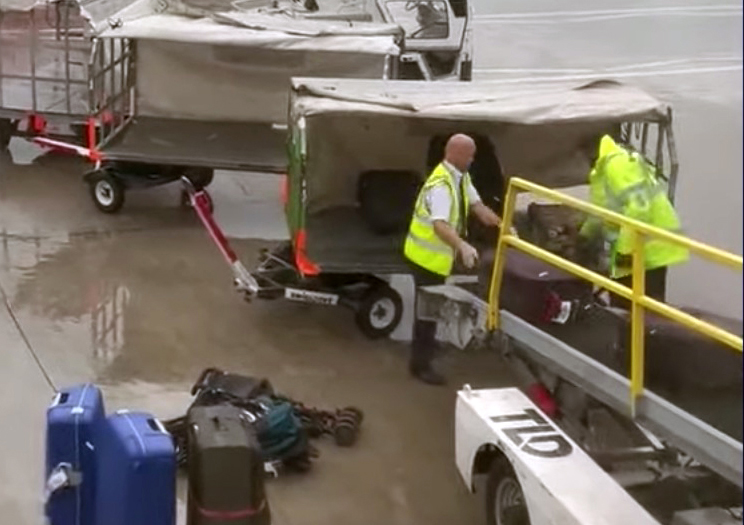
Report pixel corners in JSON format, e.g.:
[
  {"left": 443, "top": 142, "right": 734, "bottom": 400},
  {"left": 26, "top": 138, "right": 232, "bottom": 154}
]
[
  {"left": 147, "top": 417, "right": 169, "bottom": 435},
  {"left": 44, "top": 463, "right": 82, "bottom": 504},
  {"left": 49, "top": 392, "right": 69, "bottom": 407},
  {"left": 114, "top": 410, "right": 170, "bottom": 435}
]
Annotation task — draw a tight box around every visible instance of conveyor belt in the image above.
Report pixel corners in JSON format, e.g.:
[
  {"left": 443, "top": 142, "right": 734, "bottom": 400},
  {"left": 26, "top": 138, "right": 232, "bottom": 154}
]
[
  {"left": 417, "top": 281, "right": 743, "bottom": 486},
  {"left": 501, "top": 309, "right": 743, "bottom": 488}
]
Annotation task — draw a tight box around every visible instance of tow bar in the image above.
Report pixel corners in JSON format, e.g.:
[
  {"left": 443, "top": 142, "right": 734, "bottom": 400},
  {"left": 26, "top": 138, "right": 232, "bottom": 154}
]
[{"left": 180, "top": 177, "right": 260, "bottom": 298}]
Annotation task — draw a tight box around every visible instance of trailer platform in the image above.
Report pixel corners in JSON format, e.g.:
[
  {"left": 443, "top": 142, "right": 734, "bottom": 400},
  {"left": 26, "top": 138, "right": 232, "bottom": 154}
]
[{"left": 100, "top": 118, "right": 287, "bottom": 173}]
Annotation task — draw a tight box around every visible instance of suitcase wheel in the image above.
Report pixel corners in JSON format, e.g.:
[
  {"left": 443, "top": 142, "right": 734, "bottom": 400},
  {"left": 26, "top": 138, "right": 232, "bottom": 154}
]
[{"left": 333, "top": 407, "right": 363, "bottom": 447}]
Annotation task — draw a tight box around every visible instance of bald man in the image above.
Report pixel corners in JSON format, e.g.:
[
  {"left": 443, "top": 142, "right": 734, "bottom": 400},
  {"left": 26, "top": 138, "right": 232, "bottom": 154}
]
[{"left": 403, "top": 133, "right": 508, "bottom": 385}]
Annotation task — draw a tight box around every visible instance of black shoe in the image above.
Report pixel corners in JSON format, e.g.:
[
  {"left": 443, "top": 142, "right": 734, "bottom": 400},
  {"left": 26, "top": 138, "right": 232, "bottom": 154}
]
[{"left": 410, "top": 367, "right": 446, "bottom": 386}]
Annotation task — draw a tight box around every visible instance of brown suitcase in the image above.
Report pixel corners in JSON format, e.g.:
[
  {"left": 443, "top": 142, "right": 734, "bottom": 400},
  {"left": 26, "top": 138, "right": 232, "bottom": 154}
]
[
  {"left": 527, "top": 203, "right": 587, "bottom": 263},
  {"left": 187, "top": 405, "right": 271, "bottom": 525}
]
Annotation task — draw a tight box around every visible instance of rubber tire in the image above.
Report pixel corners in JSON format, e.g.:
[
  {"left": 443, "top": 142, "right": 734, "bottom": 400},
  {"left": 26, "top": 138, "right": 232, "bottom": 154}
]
[
  {"left": 355, "top": 284, "right": 403, "bottom": 340},
  {"left": 485, "top": 457, "right": 530, "bottom": 525},
  {"left": 0, "top": 119, "right": 16, "bottom": 152},
  {"left": 183, "top": 167, "right": 214, "bottom": 189},
  {"left": 89, "top": 172, "right": 125, "bottom": 214},
  {"left": 460, "top": 59, "right": 473, "bottom": 81}
]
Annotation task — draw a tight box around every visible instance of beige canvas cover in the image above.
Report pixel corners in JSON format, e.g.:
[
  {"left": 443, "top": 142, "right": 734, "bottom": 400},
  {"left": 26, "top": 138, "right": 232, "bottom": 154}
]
[{"left": 290, "top": 77, "right": 671, "bottom": 213}]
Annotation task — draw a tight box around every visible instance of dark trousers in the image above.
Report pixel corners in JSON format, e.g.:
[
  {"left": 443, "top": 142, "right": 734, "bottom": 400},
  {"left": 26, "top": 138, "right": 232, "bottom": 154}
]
[
  {"left": 610, "top": 266, "right": 668, "bottom": 309},
  {"left": 409, "top": 263, "right": 446, "bottom": 372}
]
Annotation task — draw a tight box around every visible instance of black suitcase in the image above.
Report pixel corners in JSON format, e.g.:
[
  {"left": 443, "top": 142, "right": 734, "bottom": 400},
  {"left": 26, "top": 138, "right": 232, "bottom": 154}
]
[
  {"left": 187, "top": 405, "right": 271, "bottom": 525},
  {"left": 356, "top": 170, "right": 421, "bottom": 235},
  {"left": 191, "top": 368, "right": 274, "bottom": 407}
]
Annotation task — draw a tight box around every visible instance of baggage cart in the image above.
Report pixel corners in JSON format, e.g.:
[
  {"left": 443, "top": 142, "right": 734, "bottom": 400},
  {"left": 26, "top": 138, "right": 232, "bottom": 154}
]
[
  {"left": 184, "top": 76, "right": 681, "bottom": 339},
  {"left": 0, "top": 0, "right": 474, "bottom": 212}
]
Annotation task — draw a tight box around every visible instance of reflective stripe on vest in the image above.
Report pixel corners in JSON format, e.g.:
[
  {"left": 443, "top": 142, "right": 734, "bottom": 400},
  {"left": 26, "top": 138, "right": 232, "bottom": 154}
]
[
  {"left": 589, "top": 135, "right": 689, "bottom": 278},
  {"left": 404, "top": 163, "right": 471, "bottom": 276}
]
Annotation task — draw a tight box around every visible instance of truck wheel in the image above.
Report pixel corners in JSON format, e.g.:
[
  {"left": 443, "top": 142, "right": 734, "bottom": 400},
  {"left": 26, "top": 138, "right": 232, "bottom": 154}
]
[
  {"left": 89, "top": 172, "right": 125, "bottom": 214},
  {"left": 0, "top": 119, "right": 17, "bottom": 152},
  {"left": 183, "top": 167, "right": 214, "bottom": 189},
  {"left": 355, "top": 284, "right": 403, "bottom": 340},
  {"left": 485, "top": 457, "right": 530, "bottom": 525},
  {"left": 460, "top": 59, "right": 473, "bottom": 81}
]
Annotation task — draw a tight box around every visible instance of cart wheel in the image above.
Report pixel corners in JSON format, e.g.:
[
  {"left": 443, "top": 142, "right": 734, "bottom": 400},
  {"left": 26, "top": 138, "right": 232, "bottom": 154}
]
[
  {"left": 89, "top": 172, "right": 125, "bottom": 214},
  {"left": 0, "top": 119, "right": 17, "bottom": 152},
  {"left": 183, "top": 167, "right": 214, "bottom": 189},
  {"left": 355, "top": 284, "right": 403, "bottom": 340},
  {"left": 460, "top": 59, "right": 473, "bottom": 81},
  {"left": 485, "top": 457, "right": 530, "bottom": 525}
]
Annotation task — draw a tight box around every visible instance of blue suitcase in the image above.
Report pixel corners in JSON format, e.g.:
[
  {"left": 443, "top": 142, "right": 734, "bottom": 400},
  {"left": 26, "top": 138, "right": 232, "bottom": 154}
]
[
  {"left": 96, "top": 410, "right": 177, "bottom": 525},
  {"left": 45, "top": 383, "right": 106, "bottom": 525}
]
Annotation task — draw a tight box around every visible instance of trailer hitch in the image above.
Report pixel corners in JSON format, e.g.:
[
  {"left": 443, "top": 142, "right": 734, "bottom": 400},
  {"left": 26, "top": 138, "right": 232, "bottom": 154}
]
[{"left": 181, "top": 177, "right": 260, "bottom": 299}]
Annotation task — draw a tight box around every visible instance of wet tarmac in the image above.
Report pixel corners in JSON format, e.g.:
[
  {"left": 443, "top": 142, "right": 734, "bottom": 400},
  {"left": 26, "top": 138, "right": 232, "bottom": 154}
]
[{"left": 0, "top": 145, "right": 510, "bottom": 524}]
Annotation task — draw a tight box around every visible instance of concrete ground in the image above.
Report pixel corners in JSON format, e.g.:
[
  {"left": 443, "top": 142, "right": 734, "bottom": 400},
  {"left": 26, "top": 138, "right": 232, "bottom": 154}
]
[{"left": 0, "top": 143, "right": 513, "bottom": 525}]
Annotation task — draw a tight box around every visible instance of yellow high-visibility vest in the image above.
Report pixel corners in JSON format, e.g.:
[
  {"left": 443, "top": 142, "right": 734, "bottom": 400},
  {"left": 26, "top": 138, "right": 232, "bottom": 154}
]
[
  {"left": 580, "top": 135, "right": 689, "bottom": 278},
  {"left": 404, "top": 163, "right": 472, "bottom": 276}
]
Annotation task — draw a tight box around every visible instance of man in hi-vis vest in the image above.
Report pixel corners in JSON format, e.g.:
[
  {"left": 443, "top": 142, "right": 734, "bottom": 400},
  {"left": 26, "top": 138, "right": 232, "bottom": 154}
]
[{"left": 404, "top": 134, "right": 509, "bottom": 385}]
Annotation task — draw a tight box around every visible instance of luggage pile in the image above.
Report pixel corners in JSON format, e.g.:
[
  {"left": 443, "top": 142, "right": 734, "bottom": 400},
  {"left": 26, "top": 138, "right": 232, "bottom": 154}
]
[
  {"left": 44, "top": 382, "right": 271, "bottom": 525},
  {"left": 164, "top": 368, "right": 364, "bottom": 476}
]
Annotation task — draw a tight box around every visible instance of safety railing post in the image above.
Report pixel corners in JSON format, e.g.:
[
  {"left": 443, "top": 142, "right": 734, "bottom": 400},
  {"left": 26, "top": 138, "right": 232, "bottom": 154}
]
[
  {"left": 486, "top": 176, "right": 742, "bottom": 382},
  {"left": 487, "top": 181, "right": 518, "bottom": 331},
  {"left": 629, "top": 229, "right": 646, "bottom": 417}
]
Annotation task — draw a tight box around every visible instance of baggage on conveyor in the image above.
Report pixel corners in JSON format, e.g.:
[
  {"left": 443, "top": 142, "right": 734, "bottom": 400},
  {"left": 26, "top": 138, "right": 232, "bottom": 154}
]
[
  {"left": 45, "top": 384, "right": 106, "bottom": 525},
  {"left": 483, "top": 249, "right": 594, "bottom": 325},
  {"left": 96, "top": 411, "right": 177, "bottom": 525},
  {"left": 618, "top": 308, "right": 743, "bottom": 393},
  {"left": 187, "top": 405, "right": 271, "bottom": 525},
  {"left": 527, "top": 203, "right": 588, "bottom": 264}
]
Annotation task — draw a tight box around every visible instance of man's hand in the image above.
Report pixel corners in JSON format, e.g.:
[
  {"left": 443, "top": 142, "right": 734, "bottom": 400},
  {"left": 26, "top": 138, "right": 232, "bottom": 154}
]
[{"left": 457, "top": 240, "right": 479, "bottom": 269}]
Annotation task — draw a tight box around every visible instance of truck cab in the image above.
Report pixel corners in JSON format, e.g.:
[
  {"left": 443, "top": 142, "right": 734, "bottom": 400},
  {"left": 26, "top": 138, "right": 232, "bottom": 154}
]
[{"left": 377, "top": 0, "right": 473, "bottom": 80}]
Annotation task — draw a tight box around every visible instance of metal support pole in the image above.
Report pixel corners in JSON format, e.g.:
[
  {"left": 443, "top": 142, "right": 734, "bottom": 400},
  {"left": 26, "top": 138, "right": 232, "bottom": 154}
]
[
  {"left": 487, "top": 181, "right": 518, "bottom": 331},
  {"left": 64, "top": 2, "right": 71, "bottom": 114},
  {"left": 629, "top": 229, "right": 646, "bottom": 417},
  {"left": 30, "top": 10, "right": 38, "bottom": 113}
]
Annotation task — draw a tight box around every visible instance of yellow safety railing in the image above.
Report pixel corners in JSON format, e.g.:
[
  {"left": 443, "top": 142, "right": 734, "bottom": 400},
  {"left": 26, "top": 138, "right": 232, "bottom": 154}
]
[{"left": 487, "top": 177, "right": 743, "bottom": 416}]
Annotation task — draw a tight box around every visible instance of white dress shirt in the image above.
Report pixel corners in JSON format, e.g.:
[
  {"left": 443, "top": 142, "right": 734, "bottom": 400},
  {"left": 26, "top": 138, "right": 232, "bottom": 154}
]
[{"left": 425, "top": 161, "right": 481, "bottom": 223}]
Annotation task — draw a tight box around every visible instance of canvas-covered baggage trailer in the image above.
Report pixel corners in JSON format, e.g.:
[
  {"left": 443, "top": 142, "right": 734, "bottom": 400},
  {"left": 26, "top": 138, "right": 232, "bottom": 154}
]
[
  {"left": 185, "top": 76, "right": 684, "bottom": 339},
  {"left": 1, "top": 0, "right": 474, "bottom": 212}
]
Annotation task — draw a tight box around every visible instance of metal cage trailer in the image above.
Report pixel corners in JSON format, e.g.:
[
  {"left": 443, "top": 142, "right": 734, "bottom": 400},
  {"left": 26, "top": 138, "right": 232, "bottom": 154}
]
[{"left": 1, "top": 0, "right": 474, "bottom": 213}]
